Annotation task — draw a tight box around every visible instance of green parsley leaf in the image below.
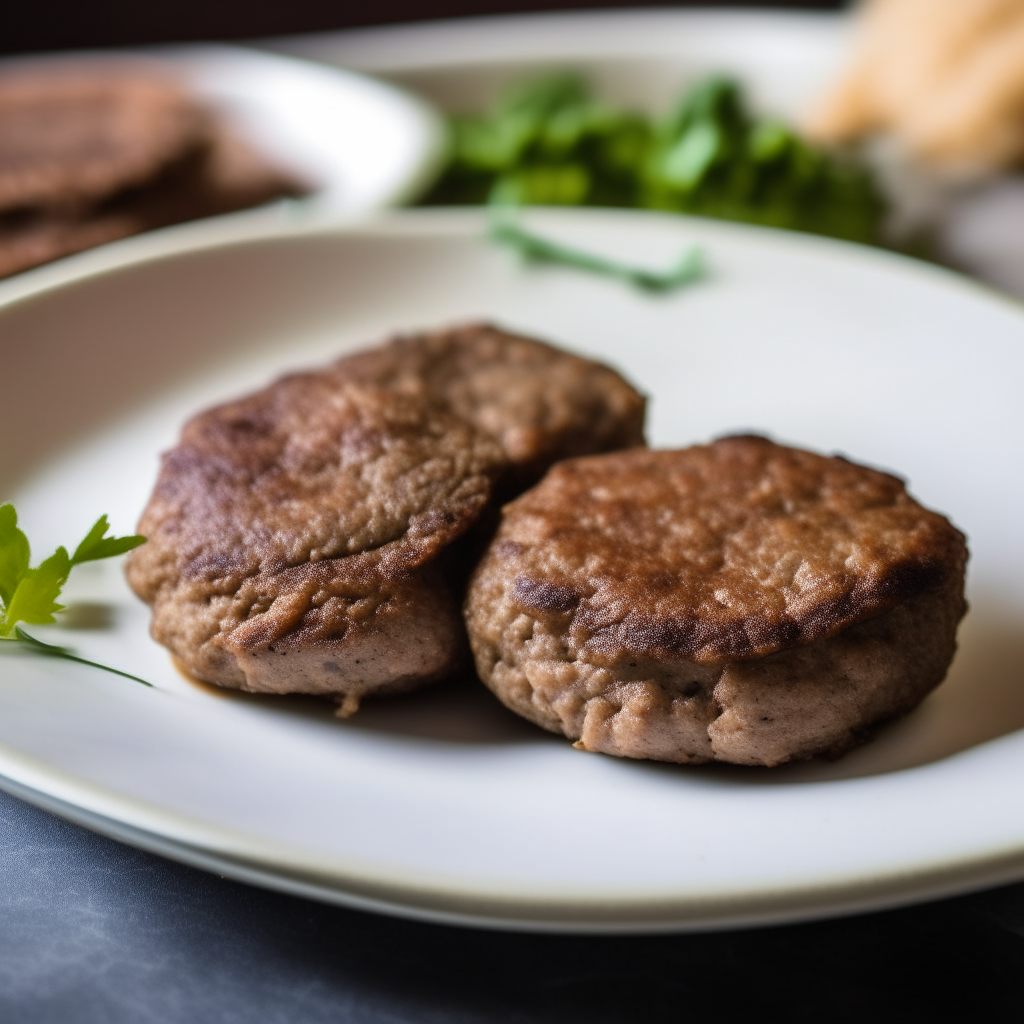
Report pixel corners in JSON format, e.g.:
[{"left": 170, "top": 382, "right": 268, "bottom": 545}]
[
  {"left": 0, "top": 505, "right": 150, "bottom": 685},
  {"left": 0, "top": 503, "right": 30, "bottom": 607},
  {"left": 0, "top": 505, "right": 146, "bottom": 638},
  {"left": 71, "top": 515, "right": 146, "bottom": 566},
  {"left": 2, "top": 547, "right": 71, "bottom": 636}
]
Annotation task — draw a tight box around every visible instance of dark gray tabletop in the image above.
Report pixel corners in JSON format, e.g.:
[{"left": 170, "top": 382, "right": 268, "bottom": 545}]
[{"left": 3, "top": 787, "right": 1022, "bottom": 1022}]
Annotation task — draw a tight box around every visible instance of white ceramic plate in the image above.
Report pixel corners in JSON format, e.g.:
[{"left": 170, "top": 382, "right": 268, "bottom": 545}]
[
  {"left": 0, "top": 44, "right": 445, "bottom": 221},
  {"left": 277, "top": 9, "right": 846, "bottom": 116},
  {"left": 278, "top": 9, "right": 1024, "bottom": 296},
  {"left": 2, "top": 208, "right": 1024, "bottom": 933}
]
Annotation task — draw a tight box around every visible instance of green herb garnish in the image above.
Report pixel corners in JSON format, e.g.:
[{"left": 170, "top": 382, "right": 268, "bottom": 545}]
[
  {"left": 429, "top": 74, "right": 650, "bottom": 208},
  {"left": 0, "top": 503, "right": 149, "bottom": 685},
  {"left": 489, "top": 215, "right": 704, "bottom": 293},
  {"left": 425, "top": 73, "right": 886, "bottom": 245},
  {"left": 641, "top": 77, "right": 883, "bottom": 243}
]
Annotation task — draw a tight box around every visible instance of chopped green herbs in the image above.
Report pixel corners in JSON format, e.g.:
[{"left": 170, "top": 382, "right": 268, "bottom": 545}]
[
  {"left": 642, "top": 78, "right": 884, "bottom": 242},
  {"left": 429, "top": 74, "right": 650, "bottom": 208},
  {"left": 489, "top": 216, "right": 704, "bottom": 292},
  {"left": 425, "top": 73, "right": 886, "bottom": 245},
  {"left": 0, "top": 503, "right": 149, "bottom": 685}
]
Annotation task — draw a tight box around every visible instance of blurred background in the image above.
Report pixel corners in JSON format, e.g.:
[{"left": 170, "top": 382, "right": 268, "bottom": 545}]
[
  {"left": 5, "top": 0, "right": 1024, "bottom": 293},
  {"left": 7, "top": 1, "right": 846, "bottom": 54}
]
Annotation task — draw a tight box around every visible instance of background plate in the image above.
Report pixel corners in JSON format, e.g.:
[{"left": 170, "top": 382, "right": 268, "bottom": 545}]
[
  {"left": 0, "top": 43, "right": 446, "bottom": 226},
  {"left": 278, "top": 8, "right": 1024, "bottom": 296},
  {"left": 1, "top": 208, "right": 1023, "bottom": 932}
]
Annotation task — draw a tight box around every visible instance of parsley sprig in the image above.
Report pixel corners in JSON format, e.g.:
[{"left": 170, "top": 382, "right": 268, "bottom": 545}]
[
  {"left": 489, "top": 214, "right": 705, "bottom": 293},
  {"left": 0, "top": 503, "right": 150, "bottom": 685}
]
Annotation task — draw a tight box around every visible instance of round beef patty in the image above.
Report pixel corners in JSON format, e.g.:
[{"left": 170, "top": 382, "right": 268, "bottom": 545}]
[
  {"left": 465, "top": 436, "right": 968, "bottom": 766},
  {"left": 126, "top": 376, "right": 505, "bottom": 714},
  {"left": 333, "top": 323, "right": 646, "bottom": 489},
  {"left": 0, "top": 66, "right": 206, "bottom": 213}
]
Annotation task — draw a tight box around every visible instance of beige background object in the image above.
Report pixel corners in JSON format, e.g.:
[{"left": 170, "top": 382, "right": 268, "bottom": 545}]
[{"left": 808, "top": 0, "right": 1024, "bottom": 172}]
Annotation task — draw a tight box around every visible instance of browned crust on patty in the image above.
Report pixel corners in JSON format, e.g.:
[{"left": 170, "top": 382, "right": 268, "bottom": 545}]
[
  {"left": 127, "top": 325, "right": 647, "bottom": 707},
  {"left": 126, "top": 377, "right": 506, "bottom": 701},
  {"left": 0, "top": 118, "right": 307, "bottom": 280},
  {"left": 465, "top": 436, "right": 969, "bottom": 765},
  {"left": 0, "top": 66, "right": 207, "bottom": 213},
  {"left": 333, "top": 323, "right": 647, "bottom": 488},
  {"left": 478, "top": 436, "right": 967, "bottom": 662},
  {"left": 0, "top": 66, "right": 308, "bottom": 279}
]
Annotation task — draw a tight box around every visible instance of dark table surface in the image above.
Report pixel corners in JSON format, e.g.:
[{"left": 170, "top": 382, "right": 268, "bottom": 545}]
[
  {"left": 3, "top": 785, "right": 1023, "bottom": 1022},
  {"left": 4, "top": 3, "right": 1024, "bottom": 1018},
  {"left": 6, "top": 0, "right": 847, "bottom": 57}
]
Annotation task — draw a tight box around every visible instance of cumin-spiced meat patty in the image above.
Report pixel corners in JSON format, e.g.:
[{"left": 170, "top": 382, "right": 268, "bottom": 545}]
[
  {"left": 126, "top": 376, "right": 505, "bottom": 714},
  {"left": 465, "top": 436, "right": 968, "bottom": 766},
  {"left": 334, "top": 323, "right": 647, "bottom": 489}
]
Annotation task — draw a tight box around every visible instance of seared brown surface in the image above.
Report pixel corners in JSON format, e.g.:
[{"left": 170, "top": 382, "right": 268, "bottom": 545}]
[
  {"left": 465, "top": 436, "right": 969, "bottom": 765},
  {"left": 480, "top": 436, "right": 965, "bottom": 660},
  {"left": 127, "top": 377, "right": 506, "bottom": 711},
  {"left": 335, "top": 323, "right": 647, "bottom": 488},
  {"left": 0, "top": 67, "right": 206, "bottom": 213},
  {"left": 0, "top": 127, "right": 306, "bottom": 279},
  {"left": 108, "top": 124, "right": 307, "bottom": 228},
  {"left": 0, "top": 64, "right": 308, "bottom": 280},
  {"left": 128, "top": 325, "right": 646, "bottom": 709}
]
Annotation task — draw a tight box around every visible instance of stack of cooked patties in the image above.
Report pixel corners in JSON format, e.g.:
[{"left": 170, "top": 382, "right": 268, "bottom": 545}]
[
  {"left": 128, "top": 324, "right": 967, "bottom": 765},
  {"left": 0, "top": 64, "right": 307, "bottom": 279},
  {"left": 126, "top": 324, "right": 647, "bottom": 717}
]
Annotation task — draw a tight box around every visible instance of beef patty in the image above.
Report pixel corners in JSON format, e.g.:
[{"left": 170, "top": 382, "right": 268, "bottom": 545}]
[
  {"left": 0, "top": 64, "right": 309, "bottom": 279},
  {"left": 127, "top": 325, "right": 646, "bottom": 711},
  {"left": 126, "top": 378, "right": 506, "bottom": 714},
  {"left": 0, "top": 66, "right": 206, "bottom": 213},
  {"left": 464, "top": 436, "right": 968, "bottom": 766},
  {"left": 334, "top": 323, "right": 646, "bottom": 489}
]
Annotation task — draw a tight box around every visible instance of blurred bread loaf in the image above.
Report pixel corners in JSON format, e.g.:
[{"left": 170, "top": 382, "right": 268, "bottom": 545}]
[{"left": 808, "top": 0, "right": 1024, "bottom": 173}]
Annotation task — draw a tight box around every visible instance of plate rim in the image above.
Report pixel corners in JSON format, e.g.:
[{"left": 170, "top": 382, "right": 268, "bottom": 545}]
[
  {"left": 3, "top": 206, "right": 1024, "bottom": 934},
  {"left": 5, "top": 743, "right": 1024, "bottom": 935},
  {"left": 1, "top": 205, "right": 1020, "bottom": 321},
  {"left": 273, "top": 7, "right": 848, "bottom": 74}
]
